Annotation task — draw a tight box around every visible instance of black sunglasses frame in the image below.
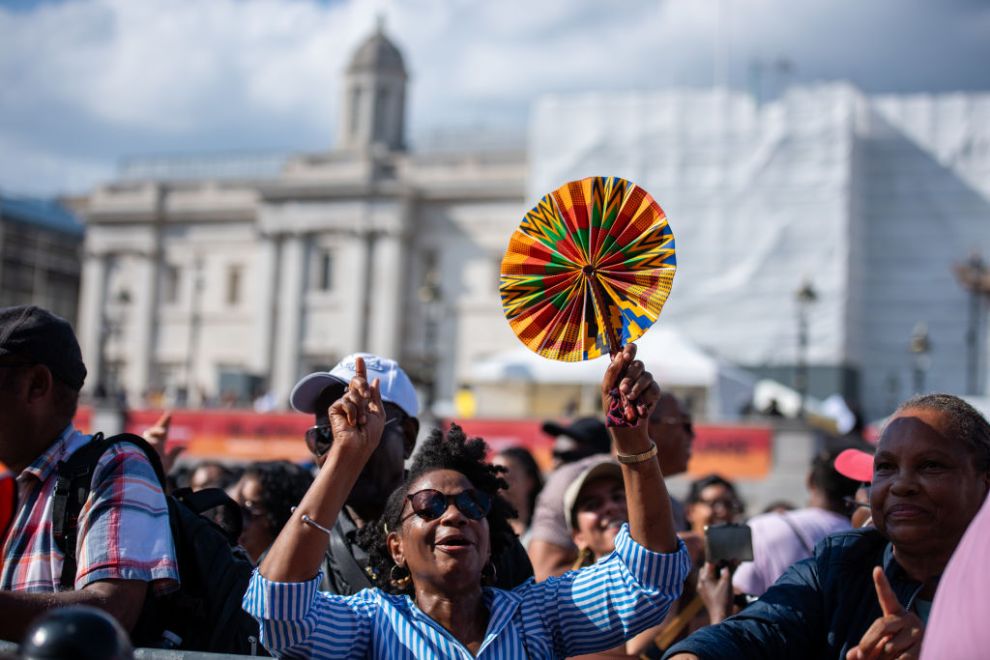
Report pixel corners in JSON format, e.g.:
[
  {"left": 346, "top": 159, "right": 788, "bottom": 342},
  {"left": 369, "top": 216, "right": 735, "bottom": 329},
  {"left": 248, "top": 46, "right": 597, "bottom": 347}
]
[
  {"left": 402, "top": 488, "right": 492, "bottom": 523},
  {"left": 304, "top": 416, "right": 401, "bottom": 457}
]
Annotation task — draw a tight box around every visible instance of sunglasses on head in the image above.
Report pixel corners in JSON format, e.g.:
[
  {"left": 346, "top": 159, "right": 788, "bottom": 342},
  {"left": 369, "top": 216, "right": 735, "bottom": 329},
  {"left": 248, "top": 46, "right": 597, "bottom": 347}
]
[
  {"left": 402, "top": 488, "right": 492, "bottom": 523},
  {"left": 305, "top": 416, "right": 400, "bottom": 457}
]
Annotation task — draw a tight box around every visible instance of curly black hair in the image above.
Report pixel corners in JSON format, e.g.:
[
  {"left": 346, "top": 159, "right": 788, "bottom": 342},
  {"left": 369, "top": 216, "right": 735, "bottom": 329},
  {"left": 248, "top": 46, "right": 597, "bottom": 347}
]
[
  {"left": 356, "top": 424, "right": 518, "bottom": 595},
  {"left": 242, "top": 461, "right": 314, "bottom": 539}
]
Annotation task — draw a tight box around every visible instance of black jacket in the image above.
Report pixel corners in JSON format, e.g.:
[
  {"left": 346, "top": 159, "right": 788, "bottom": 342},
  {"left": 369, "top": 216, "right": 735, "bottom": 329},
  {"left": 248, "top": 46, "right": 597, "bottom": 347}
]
[{"left": 665, "top": 528, "right": 926, "bottom": 660}]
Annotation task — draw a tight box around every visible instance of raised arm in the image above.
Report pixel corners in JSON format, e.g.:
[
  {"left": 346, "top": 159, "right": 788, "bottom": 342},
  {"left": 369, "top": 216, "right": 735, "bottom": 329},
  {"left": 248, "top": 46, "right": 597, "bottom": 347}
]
[
  {"left": 258, "top": 357, "right": 385, "bottom": 582},
  {"left": 605, "top": 343, "right": 679, "bottom": 554}
]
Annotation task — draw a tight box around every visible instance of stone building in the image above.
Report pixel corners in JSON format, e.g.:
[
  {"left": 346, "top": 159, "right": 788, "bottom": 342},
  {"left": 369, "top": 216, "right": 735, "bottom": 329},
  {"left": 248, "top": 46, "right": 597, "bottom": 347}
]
[
  {"left": 0, "top": 194, "right": 82, "bottom": 323},
  {"left": 75, "top": 23, "right": 990, "bottom": 421},
  {"left": 75, "top": 24, "right": 526, "bottom": 409}
]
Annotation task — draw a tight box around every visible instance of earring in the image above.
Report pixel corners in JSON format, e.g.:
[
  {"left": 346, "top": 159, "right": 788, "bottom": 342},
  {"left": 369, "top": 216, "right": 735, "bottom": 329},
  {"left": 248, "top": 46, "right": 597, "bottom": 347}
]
[
  {"left": 571, "top": 547, "right": 593, "bottom": 571},
  {"left": 389, "top": 563, "right": 412, "bottom": 590},
  {"left": 482, "top": 561, "right": 498, "bottom": 586}
]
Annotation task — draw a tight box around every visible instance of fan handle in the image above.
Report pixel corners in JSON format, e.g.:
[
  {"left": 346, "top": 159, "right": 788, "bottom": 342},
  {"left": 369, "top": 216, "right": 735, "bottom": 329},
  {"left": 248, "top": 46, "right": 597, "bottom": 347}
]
[{"left": 586, "top": 272, "right": 641, "bottom": 428}]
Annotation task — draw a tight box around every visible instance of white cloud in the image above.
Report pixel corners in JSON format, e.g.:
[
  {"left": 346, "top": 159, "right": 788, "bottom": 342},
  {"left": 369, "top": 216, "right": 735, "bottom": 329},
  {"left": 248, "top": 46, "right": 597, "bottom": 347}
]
[{"left": 0, "top": 0, "right": 988, "bottom": 195}]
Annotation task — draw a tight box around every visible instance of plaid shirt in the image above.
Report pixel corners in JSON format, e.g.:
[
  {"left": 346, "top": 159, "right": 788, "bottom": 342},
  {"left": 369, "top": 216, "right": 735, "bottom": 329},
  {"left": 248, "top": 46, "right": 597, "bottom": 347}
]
[{"left": 0, "top": 425, "right": 178, "bottom": 593}]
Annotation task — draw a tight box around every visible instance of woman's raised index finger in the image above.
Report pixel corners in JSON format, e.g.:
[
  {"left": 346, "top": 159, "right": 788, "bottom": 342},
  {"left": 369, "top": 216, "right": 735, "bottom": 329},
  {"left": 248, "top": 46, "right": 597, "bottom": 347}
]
[{"left": 873, "top": 566, "right": 905, "bottom": 617}]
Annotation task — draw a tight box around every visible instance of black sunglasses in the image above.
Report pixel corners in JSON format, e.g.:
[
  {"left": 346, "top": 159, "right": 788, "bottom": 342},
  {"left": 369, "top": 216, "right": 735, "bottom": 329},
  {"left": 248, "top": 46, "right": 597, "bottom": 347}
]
[
  {"left": 402, "top": 488, "right": 492, "bottom": 523},
  {"left": 305, "top": 417, "right": 400, "bottom": 457}
]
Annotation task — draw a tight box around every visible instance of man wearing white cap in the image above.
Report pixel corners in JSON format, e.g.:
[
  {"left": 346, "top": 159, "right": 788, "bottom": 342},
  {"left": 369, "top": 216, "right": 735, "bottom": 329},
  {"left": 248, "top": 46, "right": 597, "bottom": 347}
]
[
  {"left": 289, "top": 353, "right": 421, "bottom": 595},
  {"left": 290, "top": 352, "right": 534, "bottom": 594}
]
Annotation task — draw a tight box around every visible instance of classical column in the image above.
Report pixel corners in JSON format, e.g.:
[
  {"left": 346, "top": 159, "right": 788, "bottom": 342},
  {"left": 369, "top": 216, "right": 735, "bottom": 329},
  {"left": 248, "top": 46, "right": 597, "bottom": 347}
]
[
  {"left": 350, "top": 230, "right": 372, "bottom": 351},
  {"left": 129, "top": 250, "right": 158, "bottom": 404},
  {"left": 252, "top": 235, "right": 280, "bottom": 378},
  {"left": 368, "top": 230, "right": 403, "bottom": 359},
  {"left": 271, "top": 234, "right": 306, "bottom": 405},
  {"left": 77, "top": 251, "right": 108, "bottom": 394}
]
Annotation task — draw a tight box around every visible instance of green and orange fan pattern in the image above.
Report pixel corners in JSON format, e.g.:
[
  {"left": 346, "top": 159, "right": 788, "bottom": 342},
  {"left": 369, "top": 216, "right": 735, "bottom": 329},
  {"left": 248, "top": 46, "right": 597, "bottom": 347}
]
[{"left": 500, "top": 175, "right": 676, "bottom": 424}]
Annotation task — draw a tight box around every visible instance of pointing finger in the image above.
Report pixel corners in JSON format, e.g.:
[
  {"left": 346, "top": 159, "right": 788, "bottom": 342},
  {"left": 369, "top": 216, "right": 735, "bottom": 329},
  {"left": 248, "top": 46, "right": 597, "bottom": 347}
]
[
  {"left": 154, "top": 411, "right": 172, "bottom": 430},
  {"left": 352, "top": 356, "right": 369, "bottom": 397},
  {"left": 873, "top": 567, "right": 904, "bottom": 617}
]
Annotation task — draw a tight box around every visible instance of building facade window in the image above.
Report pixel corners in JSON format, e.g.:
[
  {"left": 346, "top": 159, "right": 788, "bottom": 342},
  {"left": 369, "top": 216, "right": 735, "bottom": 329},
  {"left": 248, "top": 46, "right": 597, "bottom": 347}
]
[
  {"left": 162, "top": 264, "right": 180, "bottom": 304},
  {"left": 315, "top": 249, "right": 334, "bottom": 292},
  {"left": 226, "top": 265, "right": 242, "bottom": 305}
]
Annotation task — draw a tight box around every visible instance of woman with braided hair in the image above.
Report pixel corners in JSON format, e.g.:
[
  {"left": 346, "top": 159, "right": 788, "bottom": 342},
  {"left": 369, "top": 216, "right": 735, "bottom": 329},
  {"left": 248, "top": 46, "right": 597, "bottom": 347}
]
[{"left": 243, "top": 346, "right": 691, "bottom": 659}]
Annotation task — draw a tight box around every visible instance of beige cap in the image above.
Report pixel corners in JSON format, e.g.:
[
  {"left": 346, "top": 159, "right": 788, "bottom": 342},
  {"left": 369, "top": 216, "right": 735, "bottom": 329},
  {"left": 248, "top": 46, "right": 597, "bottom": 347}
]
[{"left": 562, "top": 458, "right": 624, "bottom": 532}]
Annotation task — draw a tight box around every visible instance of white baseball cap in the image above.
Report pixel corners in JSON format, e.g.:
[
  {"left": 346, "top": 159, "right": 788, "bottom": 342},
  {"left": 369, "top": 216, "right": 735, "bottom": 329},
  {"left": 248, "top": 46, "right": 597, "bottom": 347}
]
[{"left": 289, "top": 352, "right": 420, "bottom": 418}]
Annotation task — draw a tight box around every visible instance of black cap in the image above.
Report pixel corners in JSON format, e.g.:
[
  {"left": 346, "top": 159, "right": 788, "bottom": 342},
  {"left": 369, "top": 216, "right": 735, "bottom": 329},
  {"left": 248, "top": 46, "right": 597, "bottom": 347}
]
[
  {"left": 19, "top": 605, "right": 134, "bottom": 660},
  {"left": 0, "top": 305, "right": 86, "bottom": 391},
  {"left": 541, "top": 416, "right": 610, "bottom": 460}
]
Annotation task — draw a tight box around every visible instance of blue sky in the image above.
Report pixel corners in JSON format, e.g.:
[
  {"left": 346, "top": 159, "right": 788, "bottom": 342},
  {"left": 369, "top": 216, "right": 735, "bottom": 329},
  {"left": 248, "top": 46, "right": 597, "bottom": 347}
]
[{"left": 1, "top": 0, "right": 988, "bottom": 196}]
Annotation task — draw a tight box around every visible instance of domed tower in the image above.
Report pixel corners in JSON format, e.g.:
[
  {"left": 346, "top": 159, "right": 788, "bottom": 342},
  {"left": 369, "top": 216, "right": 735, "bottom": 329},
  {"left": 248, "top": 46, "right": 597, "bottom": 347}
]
[{"left": 338, "top": 19, "right": 408, "bottom": 152}]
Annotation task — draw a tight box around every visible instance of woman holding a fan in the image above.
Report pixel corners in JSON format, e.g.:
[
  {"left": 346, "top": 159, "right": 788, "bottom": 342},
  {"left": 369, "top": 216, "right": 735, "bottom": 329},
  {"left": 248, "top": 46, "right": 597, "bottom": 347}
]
[{"left": 243, "top": 347, "right": 690, "bottom": 658}]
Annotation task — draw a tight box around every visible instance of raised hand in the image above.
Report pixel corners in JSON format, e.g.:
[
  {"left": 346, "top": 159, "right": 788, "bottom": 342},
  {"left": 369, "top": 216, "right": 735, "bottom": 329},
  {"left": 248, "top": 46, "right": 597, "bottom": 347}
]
[
  {"left": 328, "top": 356, "right": 386, "bottom": 459},
  {"left": 846, "top": 567, "right": 924, "bottom": 660},
  {"left": 142, "top": 411, "right": 182, "bottom": 475},
  {"left": 600, "top": 343, "right": 661, "bottom": 428}
]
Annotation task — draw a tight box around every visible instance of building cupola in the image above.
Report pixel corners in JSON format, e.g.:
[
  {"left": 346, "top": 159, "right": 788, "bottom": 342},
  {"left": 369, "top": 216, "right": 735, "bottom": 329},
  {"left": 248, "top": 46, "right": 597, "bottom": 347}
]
[{"left": 338, "top": 18, "right": 408, "bottom": 152}]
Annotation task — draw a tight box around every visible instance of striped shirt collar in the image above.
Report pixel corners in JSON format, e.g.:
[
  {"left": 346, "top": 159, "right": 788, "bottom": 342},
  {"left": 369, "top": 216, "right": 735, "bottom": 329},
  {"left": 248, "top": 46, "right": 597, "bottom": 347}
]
[{"left": 388, "top": 585, "right": 526, "bottom": 657}]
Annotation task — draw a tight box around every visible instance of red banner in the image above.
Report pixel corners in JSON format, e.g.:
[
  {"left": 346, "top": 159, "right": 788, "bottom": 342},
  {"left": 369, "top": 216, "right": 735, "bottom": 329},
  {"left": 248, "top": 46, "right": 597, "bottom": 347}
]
[
  {"left": 75, "top": 407, "right": 313, "bottom": 462},
  {"left": 74, "top": 408, "right": 773, "bottom": 477}
]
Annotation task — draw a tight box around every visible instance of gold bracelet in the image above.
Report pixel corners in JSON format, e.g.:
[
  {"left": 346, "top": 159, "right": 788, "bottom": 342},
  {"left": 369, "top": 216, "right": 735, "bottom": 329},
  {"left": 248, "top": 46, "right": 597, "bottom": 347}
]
[{"left": 616, "top": 441, "right": 658, "bottom": 464}]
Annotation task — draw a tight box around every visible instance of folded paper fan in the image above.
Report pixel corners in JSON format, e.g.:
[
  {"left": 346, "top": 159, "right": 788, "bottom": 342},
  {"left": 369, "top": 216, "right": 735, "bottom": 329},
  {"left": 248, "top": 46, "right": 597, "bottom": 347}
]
[{"left": 500, "top": 175, "right": 676, "bottom": 362}]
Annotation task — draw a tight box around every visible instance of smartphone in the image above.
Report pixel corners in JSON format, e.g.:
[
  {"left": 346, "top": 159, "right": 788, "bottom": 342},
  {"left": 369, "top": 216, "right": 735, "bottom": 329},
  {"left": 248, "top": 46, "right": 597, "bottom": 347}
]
[{"left": 705, "top": 523, "right": 754, "bottom": 564}]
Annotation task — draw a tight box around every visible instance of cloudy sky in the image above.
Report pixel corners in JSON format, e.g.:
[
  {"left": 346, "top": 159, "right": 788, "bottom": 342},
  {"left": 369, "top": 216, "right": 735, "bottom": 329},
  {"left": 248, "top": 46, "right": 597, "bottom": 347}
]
[{"left": 1, "top": 0, "right": 988, "bottom": 196}]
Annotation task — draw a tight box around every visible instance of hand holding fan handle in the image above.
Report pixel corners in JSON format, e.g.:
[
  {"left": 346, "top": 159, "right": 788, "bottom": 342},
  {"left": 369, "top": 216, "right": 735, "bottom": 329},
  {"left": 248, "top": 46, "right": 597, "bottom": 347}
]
[{"left": 586, "top": 269, "right": 641, "bottom": 427}]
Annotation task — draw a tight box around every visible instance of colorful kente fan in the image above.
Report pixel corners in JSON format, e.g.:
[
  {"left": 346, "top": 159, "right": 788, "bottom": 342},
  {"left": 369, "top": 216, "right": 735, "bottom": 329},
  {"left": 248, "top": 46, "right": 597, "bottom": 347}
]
[{"left": 500, "top": 175, "right": 676, "bottom": 362}]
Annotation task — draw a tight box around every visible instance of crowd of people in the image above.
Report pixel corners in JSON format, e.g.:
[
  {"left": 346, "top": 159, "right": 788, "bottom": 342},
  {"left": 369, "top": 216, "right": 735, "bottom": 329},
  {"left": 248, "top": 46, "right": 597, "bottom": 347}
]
[{"left": 2, "top": 303, "right": 989, "bottom": 659}]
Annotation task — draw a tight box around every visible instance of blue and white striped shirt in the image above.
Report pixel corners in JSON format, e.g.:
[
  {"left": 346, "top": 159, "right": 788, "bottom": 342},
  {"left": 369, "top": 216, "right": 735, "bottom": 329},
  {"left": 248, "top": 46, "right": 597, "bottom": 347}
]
[{"left": 243, "top": 524, "right": 691, "bottom": 659}]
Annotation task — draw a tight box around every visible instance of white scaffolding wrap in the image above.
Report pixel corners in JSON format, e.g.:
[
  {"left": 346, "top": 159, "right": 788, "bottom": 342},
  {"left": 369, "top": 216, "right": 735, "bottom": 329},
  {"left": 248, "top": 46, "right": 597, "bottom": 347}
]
[{"left": 529, "top": 84, "right": 990, "bottom": 418}]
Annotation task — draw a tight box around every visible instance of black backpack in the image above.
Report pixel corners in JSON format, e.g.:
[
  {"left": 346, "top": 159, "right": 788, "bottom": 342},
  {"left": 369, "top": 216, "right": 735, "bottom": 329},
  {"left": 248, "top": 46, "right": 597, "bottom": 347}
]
[{"left": 52, "top": 432, "right": 266, "bottom": 655}]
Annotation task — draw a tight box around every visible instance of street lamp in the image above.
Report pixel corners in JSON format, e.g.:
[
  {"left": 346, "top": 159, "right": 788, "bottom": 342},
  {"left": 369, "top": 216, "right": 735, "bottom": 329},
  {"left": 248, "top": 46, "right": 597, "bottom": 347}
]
[
  {"left": 953, "top": 253, "right": 990, "bottom": 394},
  {"left": 909, "top": 322, "right": 932, "bottom": 394},
  {"left": 794, "top": 280, "right": 818, "bottom": 418}
]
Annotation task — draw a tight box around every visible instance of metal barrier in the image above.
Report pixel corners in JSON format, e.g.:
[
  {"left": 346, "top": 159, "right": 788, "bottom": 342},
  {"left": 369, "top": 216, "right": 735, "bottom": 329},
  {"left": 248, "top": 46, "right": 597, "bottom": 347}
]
[{"left": 0, "top": 640, "right": 259, "bottom": 658}]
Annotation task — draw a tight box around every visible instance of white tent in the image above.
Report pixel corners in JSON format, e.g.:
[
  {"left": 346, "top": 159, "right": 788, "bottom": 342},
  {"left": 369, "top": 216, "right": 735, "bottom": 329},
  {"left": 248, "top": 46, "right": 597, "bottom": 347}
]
[{"left": 471, "top": 326, "right": 755, "bottom": 419}]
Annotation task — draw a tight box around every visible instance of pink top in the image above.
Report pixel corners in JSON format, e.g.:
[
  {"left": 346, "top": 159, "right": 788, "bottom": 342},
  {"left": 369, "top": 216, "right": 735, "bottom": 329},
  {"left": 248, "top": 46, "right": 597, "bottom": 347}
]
[
  {"left": 920, "top": 495, "right": 990, "bottom": 659},
  {"left": 733, "top": 508, "right": 850, "bottom": 596}
]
